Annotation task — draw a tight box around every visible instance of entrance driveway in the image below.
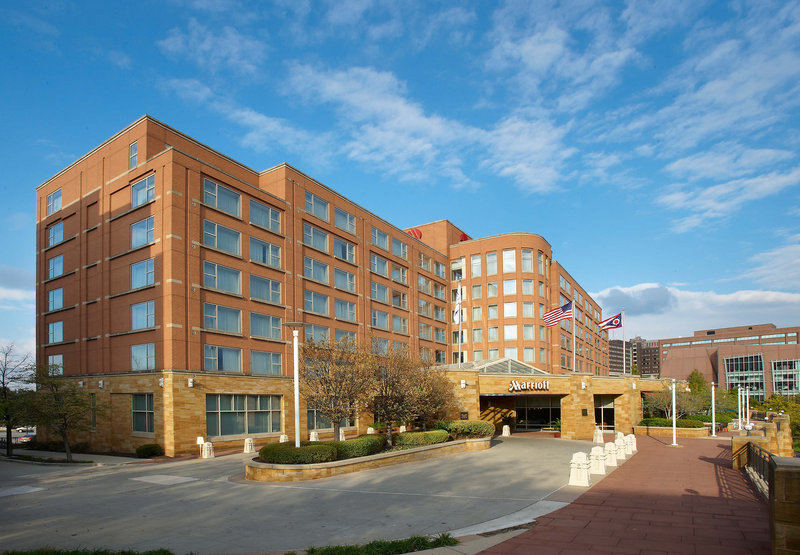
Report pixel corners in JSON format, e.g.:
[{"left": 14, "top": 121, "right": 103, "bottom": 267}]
[{"left": 0, "top": 436, "right": 588, "bottom": 553}]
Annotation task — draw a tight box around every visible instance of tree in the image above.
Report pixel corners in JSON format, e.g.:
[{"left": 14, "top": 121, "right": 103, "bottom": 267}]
[
  {"left": 300, "top": 337, "right": 376, "bottom": 442},
  {"left": 0, "top": 344, "right": 33, "bottom": 457},
  {"left": 406, "top": 367, "right": 455, "bottom": 430},
  {"left": 644, "top": 380, "right": 697, "bottom": 419},
  {"left": 28, "top": 364, "right": 105, "bottom": 462},
  {"left": 686, "top": 369, "right": 708, "bottom": 395}
]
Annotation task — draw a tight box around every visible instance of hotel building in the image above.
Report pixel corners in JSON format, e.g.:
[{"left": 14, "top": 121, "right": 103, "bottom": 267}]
[{"left": 37, "top": 116, "right": 657, "bottom": 456}]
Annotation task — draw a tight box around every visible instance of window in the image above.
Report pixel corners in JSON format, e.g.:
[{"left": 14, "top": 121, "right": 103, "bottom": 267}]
[
  {"left": 48, "top": 254, "right": 64, "bottom": 279},
  {"left": 473, "top": 328, "right": 483, "bottom": 342},
  {"left": 392, "top": 264, "right": 407, "bottom": 284},
  {"left": 433, "top": 283, "right": 445, "bottom": 300},
  {"left": 204, "top": 345, "right": 242, "bottom": 372},
  {"left": 433, "top": 261, "right": 445, "bottom": 278},
  {"left": 418, "top": 253, "right": 431, "bottom": 271},
  {"left": 502, "top": 249, "right": 516, "bottom": 273},
  {"left": 450, "top": 260, "right": 464, "bottom": 281},
  {"left": 250, "top": 237, "right": 281, "bottom": 268},
  {"left": 522, "top": 250, "right": 533, "bottom": 272},
  {"left": 522, "top": 302, "right": 534, "bottom": 317},
  {"left": 540, "top": 325, "right": 546, "bottom": 340},
  {"left": 335, "top": 329, "right": 356, "bottom": 343},
  {"left": 131, "top": 343, "right": 155, "bottom": 370},
  {"left": 419, "top": 322, "right": 432, "bottom": 340},
  {"left": 203, "top": 303, "right": 240, "bottom": 333},
  {"left": 46, "top": 189, "right": 62, "bottom": 216},
  {"left": 48, "top": 354, "right": 63, "bottom": 374},
  {"left": 371, "top": 281, "right": 388, "bottom": 303},
  {"left": 418, "top": 298, "right": 432, "bottom": 317},
  {"left": 505, "top": 347, "right": 518, "bottom": 359},
  {"left": 522, "top": 280, "right": 534, "bottom": 295},
  {"left": 305, "top": 191, "right": 329, "bottom": 222},
  {"left": 128, "top": 141, "right": 138, "bottom": 169},
  {"left": 392, "top": 237, "right": 407, "bottom": 260},
  {"left": 370, "top": 253, "right": 388, "bottom": 276},
  {"left": 335, "top": 299, "right": 356, "bottom": 321},
  {"left": 471, "top": 254, "right": 481, "bottom": 277},
  {"left": 334, "top": 207, "right": 355, "bottom": 234},
  {"left": 487, "top": 282, "right": 498, "bottom": 297},
  {"left": 434, "top": 305, "right": 446, "bottom": 321},
  {"left": 471, "top": 284, "right": 482, "bottom": 300},
  {"left": 132, "top": 393, "right": 154, "bottom": 433},
  {"left": 206, "top": 394, "right": 280, "bottom": 435},
  {"left": 304, "top": 257, "right": 329, "bottom": 284},
  {"left": 504, "top": 324, "right": 518, "bottom": 340},
  {"left": 48, "top": 288, "right": 63, "bottom": 311},
  {"left": 131, "top": 301, "right": 155, "bottom": 329},
  {"left": 392, "top": 315, "right": 408, "bottom": 334},
  {"left": 250, "top": 274, "right": 281, "bottom": 304},
  {"left": 131, "top": 258, "right": 155, "bottom": 289},
  {"left": 540, "top": 348, "right": 546, "bottom": 363},
  {"left": 538, "top": 252, "right": 544, "bottom": 273},
  {"left": 251, "top": 351, "right": 281, "bottom": 375},
  {"left": 304, "top": 290, "right": 329, "bottom": 315},
  {"left": 488, "top": 305, "right": 498, "bottom": 319},
  {"left": 523, "top": 324, "right": 535, "bottom": 340},
  {"left": 249, "top": 199, "right": 281, "bottom": 232},
  {"left": 203, "top": 261, "right": 240, "bottom": 294},
  {"left": 308, "top": 408, "right": 354, "bottom": 431},
  {"left": 48, "top": 321, "right": 63, "bottom": 343},
  {"left": 333, "top": 237, "right": 356, "bottom": 263},
  {"left": 504, "top": 302, "right": 517, "bottom": 318},
  {"left": 132, "top": 175, "right": 155, "bottom": 208},
  {"left": 539, "top": 281, "right": 545, "bottom": 296},
  {"left": 417, "top": 275, "right": 431, "bottom": 294},
  {"left": 524, "top": 347, "right": 535, "bottom": 362},
  {"left": 434, "top": 328, "right": 446, "bottom": 342},
  {"left": 539, "top": 303, "right": 545, "bottom": 318},
  {"left": 250, "top": 312, "right": 281, "bottom": 339},
  {"left": 392, "top": 290, "right": 407, "bottom": 309},
  {"left": 334, "top": 268, "right": 356, "bottom": 292},
  {"left": 304, "top": 223, "right": 328, "bottom": 252},
  {"left": 47, "top": 222, "right": 63, "bottom": 247},
  {"left": 203, "top": 220, "right": 240, "bottom": 255},
  {"left": 371, "top": 227, "right": 389, "bottom": 250},
  {"left": 472, "top": 306, "right": 482, "bottom": 321},
  {"left": 131, "top": 216, "right": 154, "bottom": 248},
  {"left": 473, "top": 350, "right": 483, "bottom": 362},
  {"left": 305, "top": 324, "right": 329, "bottom": 342},
  {"left": 371, "top": 309, "right": 389, "bottom": 329},
  {"left": 489, "top": 349, "right": 499, "bottom": 360},
  {"left": 486, "top": 252, "right": 497, "bottom": 275},
  {"left": 503, "top": 280, "right": 516, "bottom": 295}
]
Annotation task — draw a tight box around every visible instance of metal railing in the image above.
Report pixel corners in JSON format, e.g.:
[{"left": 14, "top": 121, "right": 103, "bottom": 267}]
[{"left": 747, "top": 441, "right": 771, "bottom": 487}]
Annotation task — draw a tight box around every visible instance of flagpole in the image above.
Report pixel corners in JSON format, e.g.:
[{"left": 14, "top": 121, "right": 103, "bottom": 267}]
[
  {"left": 622, "top": 307, "right": 626, "bottom": 374},
  {"left": 457, "top": 279, "right": 462, "bottom": 369},
  {"left": 572, "top": 303, "right": 576, "bottom": 372}
]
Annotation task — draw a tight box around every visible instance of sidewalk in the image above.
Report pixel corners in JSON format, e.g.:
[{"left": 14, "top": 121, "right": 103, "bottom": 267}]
[{"left": 474, "top": 434, "right": 769, "bottom": 554}]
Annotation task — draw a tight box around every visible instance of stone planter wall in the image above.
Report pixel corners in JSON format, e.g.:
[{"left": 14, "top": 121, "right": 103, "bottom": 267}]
[{"left": 633, "top": 426, "right": 709, "bottom": 438}]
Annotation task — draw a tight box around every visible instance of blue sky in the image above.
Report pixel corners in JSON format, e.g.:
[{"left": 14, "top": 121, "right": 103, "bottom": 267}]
[{"left": 2, "top": 0, "right": 800, "bottom": 359}]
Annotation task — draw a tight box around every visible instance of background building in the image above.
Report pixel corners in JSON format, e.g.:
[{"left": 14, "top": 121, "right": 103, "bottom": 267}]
[
  {"left": 609, "top": 337, "right": 660, "bottom": 377},
  {"left": 36, "top": 116, "right": 610, "bottom": 455}
]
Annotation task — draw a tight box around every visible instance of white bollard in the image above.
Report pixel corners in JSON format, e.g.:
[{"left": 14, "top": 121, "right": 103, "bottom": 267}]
[
  {"left": 502, "top": 424, "right": 511, "bottom": 437},
  {"left": 338, "top": 429, "right": 346, "bottom": 441},
  {"left": 279, "top": 434, "right": 289, "bottom": 443},
  {"left": 309, "top": 431, "right": 319, "bottom": 442},
  {"left": 590, "top": 446, "right": 606, "bottom": 475},
  {"left": 627, "top": 434, "right": 637, "bottom": 452},
  {"left": 604, "top": 442, "right": 618, "bottom": 468},
  {"left": 616, "top": 432, "right": 625, "bottom": 442},
  {"left": 568, "top": 452, "right": 592, "bottom": 487},
  {"left": 593, "top": 427, "right": 604, "bottom": 444},
  {"left": 615, "top": 437, "right": 627, "bottom": 462},
  {"left": 243, "top": 438, "right": 255, "bottom": 454},
  {"left": 201, "top": 442, "right": 215, "bottom": 459},
  {"left": 399, "top": 425, "right": 407, "bottom": 433},
  {"left": 367, "top": 427, "right": 375, "bottom": 434}
]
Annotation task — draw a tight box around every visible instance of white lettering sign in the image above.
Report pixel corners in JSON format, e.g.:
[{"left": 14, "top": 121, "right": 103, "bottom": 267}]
[{"left": 508, "top": 380, "right": 550, "bottom": 392}]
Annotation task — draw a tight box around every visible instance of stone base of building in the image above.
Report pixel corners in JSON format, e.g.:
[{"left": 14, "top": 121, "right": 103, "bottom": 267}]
[{"left": 633, "top": 426, "right": 709, "bottom": 438}]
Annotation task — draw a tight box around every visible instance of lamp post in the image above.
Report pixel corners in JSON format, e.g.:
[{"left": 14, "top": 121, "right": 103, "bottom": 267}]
[
  {"left": 711, "top": 382, "right": 717, "bottom": 438},
  {"left": 671, "top": 379, "right": 678, "bottom": 446},
  {"left": 283, "top": 322, "right": 304, "bottom": 448},
  {"left": 737, "top": 387, "right": 742, "bottom": 430},
  {"left": 746, "top": 387, "right": 750, "bottom": 428}
]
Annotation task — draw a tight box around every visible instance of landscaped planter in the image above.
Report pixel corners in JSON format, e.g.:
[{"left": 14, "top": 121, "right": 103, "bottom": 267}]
[
  {"left": 633, "top": 426, "right": 709, "bottom": 438},
  {"left": 245, "top": 437, "right": 492, "bottom": 482}
]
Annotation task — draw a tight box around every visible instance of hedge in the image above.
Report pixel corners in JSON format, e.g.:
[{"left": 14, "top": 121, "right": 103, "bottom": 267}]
[
  {"left": 437, "top": 420, "right": 495, "bottom": 438},
  {"left": 394, "top": 429, "right": 449, "bottom": 447},
  {"left": 330, "top": 434, "right": 386, "bottom": 459},
  {"left": 638, "top": 418, "right": 705, "bottom": 428},
  {"left": 686, "top": 413, "right": 735, "bottom": 424},
  {"left": 258, "top": 442, "right": 337, "bottom": 464},
  {"left": 135, "top": 443, "right": 164, "bottom": 458}
]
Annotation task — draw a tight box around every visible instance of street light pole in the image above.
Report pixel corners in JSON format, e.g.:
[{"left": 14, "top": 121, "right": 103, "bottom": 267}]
[
  {"left": 671, "top": 379, "right": 678, "bottom": 447},
  {"left": 283, "top": 322, "right": 304, "bottom": 448},
  {"left": 711, "top": 382, "right": 717, "bottom": 438}
]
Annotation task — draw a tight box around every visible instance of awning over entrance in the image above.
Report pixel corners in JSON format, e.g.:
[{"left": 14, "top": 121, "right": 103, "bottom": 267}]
[{"left": 440, "top": 357, "right": 549, "bottom": 375}]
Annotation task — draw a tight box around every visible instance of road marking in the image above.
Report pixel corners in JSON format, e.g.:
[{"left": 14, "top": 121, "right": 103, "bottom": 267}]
[
  {"left": 131, "top": 475, "right": 198, "bottom": 485},
  {"left": 0, "top": 486, "right": 44, "bottom": 498}
]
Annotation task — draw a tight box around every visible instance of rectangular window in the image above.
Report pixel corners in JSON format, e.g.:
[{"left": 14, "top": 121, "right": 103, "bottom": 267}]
[
  {"left": 504, "top": 324, "right": 518, "bottom": 340},
  {"left": 503, "top": 280, "right": 516, "bottom": 295},
  {"left": 334, "top": 207, "right": 355, "bottom": 234},
  {"left": 206, "top": 394, "right": 281, "bottom": 436},
  {"left": 433, "top": 283, "right": 446, "bottom": 300},
  {"left": 471, "top": 254, "right": 481, "bottom": 277},
  {"left": 392, "top": 290, "right": 407, "bottom": 309},
  {"left": 203, "top": 302, "right": 240, "bottom": 333},
  {"left": 132, "top": 393, "right": 154, "bottom": 433},
  {"left": 522, "top": 302, "right": 534, "bottom": 317},
  {"left": 249, "top": 199, "right": 281, "bottom": 232},
  {"left": 433, "top": 261, "right": 445, "bottom": 278},
  {"left": 307, "top": 407, "right": 354, "bottom": 431},
  {"left": 521, "top": 250, "right": 533, "bottom": 272},
  {"left": 131, "top": 216, "right": 154, "bottom": 248},
  {"left": 250, "top": 312, "right": 281, "bottom": 339},
  {"left": 47, "top": 222, "right": 64, "bottom": 247},
  {"left": 434, "top": 305, "right": 446, "bottom": 322},
  {"left": 304, "top": 223, "right": 328, "bottom": 252},
  {"left": 46, "top": 189, "right": 62, "bottom": 216},
  {"left": 488, "top": 326, "right": 499, "bottom": 342},
  {"left": 48, "top": 288, "right": 63, "bottom": 311},
  {"left": 417, "top": 275, "right": 431, "bottom": 294},
  {"left": 523, "top": 324, "right": 535, "bottom": 340},
  {"left": 418, "top": 299, "right": 432, "bottom": 317},
  {"left": 250, "top": 274, "right": 281, "bottom": 304},
  {"left": 392, "top": 237, "right": 407, "bottom": 260},
  {"left": 471, "top": 284, "right": 482, "bottom": 300},
  {"left": 129, "top": 141, "right": 138, "bottom": 169},
  {"left": 304, "top": 290, "right": 329, "bottom": 315},
  {"left": 418, "top": 253, "right": 431, "bottom": 272},
  {"left": 505, "top": 347, "right": 518, "bottom": 359},
  {"left": 204, "top": 345, "right": 242, "bottom": 372},
  {"left": 392, "top": 315, "right": 408, "bottom": 334},
  {"left": 131, "top": 175, "right": 155, "bottom": 208},
  {"left": 335, "top": 299, "right": 356, "bottom": 321},
  {"left": 131, "top": 258, "right": 155, "bottom": 289},
  {"left": 333, "top": 237, "right": 356, "bottom": 263},
  {"left": 473, "top": 328, "right": 483, "bottom": 343},
  {"left": 251, "top": 351, "right": 281, "bottom": 375},
  {"left": 450, "top": 260, "right": 463, "bottom": 281},
  {"left": 521, "top": 279, "right": 534, "bottom": 295},
  {"left": 371, "top": 227, "right": 389, "bottom": 250},
  {"left": 473, "top": 350, "right": 483, "bottom": 362},
  {"left": 487, "top": 305, "right": 498, "bottom": 319},
  {"left": 48, "top": 321, "right": 63, "bottom": 343},
  {"left": 502, "top": 249, "right": 516, "bottom": 273},
  {"left": 419, "top": 322, "right": 432, "bottom": 340},
  {"left": 504, "top": 302, "right": 517, "bottom": 318},
  {"left": 305, "top": 191, "right": 329, "bottom": 222},
  {"left": 305, "top": 324, "right": 329, "bottom": 342},
  {"left": 371, "top": 281, "right": 389, "bottom": 303},
  {"left": 131, "top": 343, "right": 155, "bottom": 370},
  {"left": 524, "top": 347, "right": 535, "bottom": 362},
  {"left": 539, "top": 348, "right": 546, "bottom": 363},
  {"left": 371, "top": 309, "right": 389, "bottom": 329},
  {"left": 334, "top": 268, "right": 356, "bottom": 292},
  {"left": 203, "top": 261, "right": 240, "bottom": 294},
  {"left": 391, "top": 264, "right": 407, "bottom": 284},
  {"left": 540, "top": 325, "right": 546, "bottom": 341},
  {"left": 249, "top": 237, "right": 280, "bottom": 268},
  {"left": 489, "top": 348, "right": 499, "bottom": 360},
  {"left": 487, "top": 282, "right": 498, "bottom": 297},
  {"left": 370, "top": 253, "right": 388, "bottom": 276},
  {"left": 539, "top": 281, "right": 545, "bottom": 296},
  {"left": 538, "top": 252, "right": 544, "bottom": 273},
  {"left": 434, "top": 328, "right": 446, "bottom": 342},
  {"left": 304, "top": 257, "right": 329, "bottom": 284},
  {"left": 335, "top": 329, "right": 356, "bottom": 343},
  {"left": 131, "top": 301, "right": 155, "bottom": 329},
  {"left": 486, "top": 252, "right": 497, "bottom": 275},
  {"left": 204, "top": 220, "right": 240, "bottom": 255},
  {"left": 48, "top": 254, "right": 64, "bottom": 279},
  {"left": 472, "top": 306, "right": 482, "bottom": 321},
  {"left": 48, "top": 354, "right": 63, "bottom": 374}
]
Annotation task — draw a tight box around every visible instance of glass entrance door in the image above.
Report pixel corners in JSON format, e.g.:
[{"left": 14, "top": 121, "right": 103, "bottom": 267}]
[{"left": 515, "top": 396, "right": 561, "bottom": 430}]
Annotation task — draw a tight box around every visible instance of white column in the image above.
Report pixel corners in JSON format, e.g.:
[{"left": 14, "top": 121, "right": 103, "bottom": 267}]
[
  {"left": 293, "top": 329, "right": 301, "bottom": 448},
  {"left": 746, "top": 387, "right": 750, "bottom": 427},
  {"left": 671, "top": 379, "right": 677, "bottom": 446},
  {"left": 711, "top": 382, "right": 717, "bottom": 438},
  {"left": 737, "top": 387, "right": 742, "bottom": 430}
]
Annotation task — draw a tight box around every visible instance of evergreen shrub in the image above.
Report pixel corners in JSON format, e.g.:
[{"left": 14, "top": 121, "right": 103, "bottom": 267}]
[
  {"left": 258, "top": 442, "right": 337, "bottom": 464},
  {"left": 394, "top": 429, "right": 449, "bottom": 447},
  {"left": 638, "top": 417, "right": 705, "bottom": 428},
  {"left": 136, "top": 444, "right": 164, "bottom": 458}
]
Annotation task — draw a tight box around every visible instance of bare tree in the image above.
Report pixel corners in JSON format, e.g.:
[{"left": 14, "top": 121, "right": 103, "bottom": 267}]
[
  {"left": 0, "top": 344, "right": 32, "bottom": 457},
  {"left": 406, "top": 366, "right": 456, "bottom": 430}
]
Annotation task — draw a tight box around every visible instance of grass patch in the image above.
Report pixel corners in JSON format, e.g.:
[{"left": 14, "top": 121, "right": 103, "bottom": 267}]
[
  {"left": 793, "top": 438, "right": 800, "bottom": 454},
  {"left": 306, "top": 533, "right": 458, "bottom": 554}
]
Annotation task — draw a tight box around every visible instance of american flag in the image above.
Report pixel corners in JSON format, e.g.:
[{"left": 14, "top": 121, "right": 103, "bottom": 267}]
[
  {"left": 544, "top": 301, "right": 573, "bottom": 326},
  {"left": 599, "top": 312, "right": 622, "bottom": 331}
]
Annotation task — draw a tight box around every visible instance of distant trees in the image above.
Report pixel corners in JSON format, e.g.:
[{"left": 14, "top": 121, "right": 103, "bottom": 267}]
[{"left": 0, "top": 344, "right": 33, "bottom": 457}]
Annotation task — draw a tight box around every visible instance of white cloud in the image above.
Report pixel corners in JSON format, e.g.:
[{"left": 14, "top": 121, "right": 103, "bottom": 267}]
[
  {"left": 666, "top": 144, "right": 795, "bottom": 181},
  {"left": 749, "top": 234, "right": 800, "bottom": 290}
]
